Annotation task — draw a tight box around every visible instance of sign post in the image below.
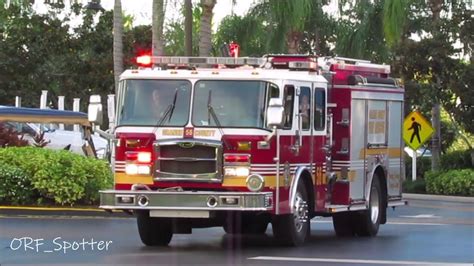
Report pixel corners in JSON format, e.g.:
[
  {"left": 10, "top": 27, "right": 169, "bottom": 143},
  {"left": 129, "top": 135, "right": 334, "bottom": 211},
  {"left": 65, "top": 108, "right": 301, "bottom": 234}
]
[{"left": 403, "top": 111, "right": 434, "bottom": 181}]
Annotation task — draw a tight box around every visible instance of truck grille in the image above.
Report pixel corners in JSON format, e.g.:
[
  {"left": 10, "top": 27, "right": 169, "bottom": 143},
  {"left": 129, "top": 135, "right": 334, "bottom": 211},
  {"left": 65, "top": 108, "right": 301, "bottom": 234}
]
[{"left": 154, "top": 140, "right": 222, "bottom": 182}]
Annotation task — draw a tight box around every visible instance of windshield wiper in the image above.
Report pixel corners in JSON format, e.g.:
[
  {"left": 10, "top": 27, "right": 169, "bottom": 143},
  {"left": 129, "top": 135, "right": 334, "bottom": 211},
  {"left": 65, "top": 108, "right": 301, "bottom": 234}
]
[
  {"left": 207, "top": 90, "right": 231, "bottom": 150},
  {"left": 157, "top": 88, "right": 179, "bottom": 126},
  {"left": 146, "top": 89, "right": 179, "bottom": 147}
]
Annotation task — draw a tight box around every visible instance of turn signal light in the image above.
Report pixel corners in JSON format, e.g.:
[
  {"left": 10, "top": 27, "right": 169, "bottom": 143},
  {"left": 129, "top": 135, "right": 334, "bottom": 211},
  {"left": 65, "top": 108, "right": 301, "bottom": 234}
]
[{"left": 224, "top": 154, "right": 250, "bottom": 163}]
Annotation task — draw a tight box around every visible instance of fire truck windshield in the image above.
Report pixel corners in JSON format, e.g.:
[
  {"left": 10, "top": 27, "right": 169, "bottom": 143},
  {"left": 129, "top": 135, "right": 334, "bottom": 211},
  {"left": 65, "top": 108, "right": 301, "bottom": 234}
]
[
  {"left": 117, "top": 79, "right": 192, "bottom": 127},
  {"left": 192, "top": 80, "right": 273, "bottom": 129}
]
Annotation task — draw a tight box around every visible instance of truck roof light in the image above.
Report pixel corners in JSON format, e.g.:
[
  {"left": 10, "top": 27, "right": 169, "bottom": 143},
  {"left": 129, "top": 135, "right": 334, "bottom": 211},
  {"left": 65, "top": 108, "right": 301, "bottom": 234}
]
[
  {"left": 136, "top": 55, "right": 152, "bottom": 67},
  {"left": 288, "top": 61, "right": 318, "bottom": 71},
  {"left": 141, "top": 56, "right": 266, "bottom": 68}
]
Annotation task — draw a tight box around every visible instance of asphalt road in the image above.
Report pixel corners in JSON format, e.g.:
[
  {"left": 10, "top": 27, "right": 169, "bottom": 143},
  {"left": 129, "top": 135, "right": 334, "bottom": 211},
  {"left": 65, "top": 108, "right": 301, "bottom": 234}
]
[{"left": 0, "top": 199, "right": 473, "bottom": 266}]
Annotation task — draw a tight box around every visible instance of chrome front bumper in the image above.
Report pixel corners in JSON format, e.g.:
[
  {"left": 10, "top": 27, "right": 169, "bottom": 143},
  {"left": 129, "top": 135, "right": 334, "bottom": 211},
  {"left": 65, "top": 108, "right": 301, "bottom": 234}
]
[{"left": 99, "top": 190, "right": 274, "bottom": 211}]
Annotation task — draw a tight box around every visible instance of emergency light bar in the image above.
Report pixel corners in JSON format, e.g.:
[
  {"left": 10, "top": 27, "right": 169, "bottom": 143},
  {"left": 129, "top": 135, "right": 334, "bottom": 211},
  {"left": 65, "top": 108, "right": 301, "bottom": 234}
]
[
  {"left": 288, "top": 61, "right": 318, "bottom": 71},
  {"left": 138, "top": 56, "right": 267, "bottom": 68}
]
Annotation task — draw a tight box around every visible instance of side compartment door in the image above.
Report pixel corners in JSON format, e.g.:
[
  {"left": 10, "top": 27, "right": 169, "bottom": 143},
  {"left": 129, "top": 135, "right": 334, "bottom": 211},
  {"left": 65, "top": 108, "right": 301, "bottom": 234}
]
[{"left": 387, "top": 101, "right": 403, "bottom": 197}]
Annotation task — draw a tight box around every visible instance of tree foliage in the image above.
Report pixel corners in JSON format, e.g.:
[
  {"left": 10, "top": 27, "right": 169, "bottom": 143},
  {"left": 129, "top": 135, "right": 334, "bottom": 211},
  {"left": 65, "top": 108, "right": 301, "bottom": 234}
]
[
  {"left": 0, "top": 0, "right": 471, "bottom": 144},
  {"left": 392, "top": 0, "right": 473, "bottom": 135},
  {"left": 0, "top": 4, "right": 114, "bottom": 111}
]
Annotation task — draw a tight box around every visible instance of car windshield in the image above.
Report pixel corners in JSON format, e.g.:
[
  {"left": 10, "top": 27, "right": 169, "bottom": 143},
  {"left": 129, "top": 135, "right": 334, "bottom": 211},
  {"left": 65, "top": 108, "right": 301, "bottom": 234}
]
[
  {"left": 117, "top": 79, "right": 192, "bottom": 126},
  {"left": 192, "top": 80, "right": 274, "bottom": 128}
]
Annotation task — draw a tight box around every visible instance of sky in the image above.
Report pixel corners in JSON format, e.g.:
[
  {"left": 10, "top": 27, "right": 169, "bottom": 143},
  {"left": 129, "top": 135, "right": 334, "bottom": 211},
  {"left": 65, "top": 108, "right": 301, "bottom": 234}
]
[
  {"left": 103, "top": 0, "right": 256, "bottom": 30},
  {"left": 32, "top": 0, "right": 256, "bottom": 31}
]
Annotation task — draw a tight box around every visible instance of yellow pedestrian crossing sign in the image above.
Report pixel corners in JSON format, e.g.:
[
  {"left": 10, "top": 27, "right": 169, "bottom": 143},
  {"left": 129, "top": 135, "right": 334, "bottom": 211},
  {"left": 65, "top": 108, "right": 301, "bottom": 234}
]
[{"left": 403, "top": 111, "right": 434, "bottom": 150}]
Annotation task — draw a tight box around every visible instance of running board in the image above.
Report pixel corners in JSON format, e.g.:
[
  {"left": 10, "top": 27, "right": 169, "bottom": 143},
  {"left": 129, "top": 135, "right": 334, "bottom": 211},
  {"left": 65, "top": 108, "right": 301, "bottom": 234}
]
[
  {"left": 325, "top": 203, "right": 367, "bottom": 213},
  {"left": 326, "top": 199, "right": 407, "bottom": 213},
  {"left": 388, "top": 200, "right": 407, "bottom": 207}
]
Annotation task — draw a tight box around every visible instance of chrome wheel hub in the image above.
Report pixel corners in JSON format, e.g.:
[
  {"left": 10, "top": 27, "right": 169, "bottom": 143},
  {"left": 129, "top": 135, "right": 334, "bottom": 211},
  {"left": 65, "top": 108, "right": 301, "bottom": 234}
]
[
  {"left": 293, "top": 191, "right": 308, "bottom": 233},
  {"left": 370, "top": 186, "right": 380, "bottom": 224}
]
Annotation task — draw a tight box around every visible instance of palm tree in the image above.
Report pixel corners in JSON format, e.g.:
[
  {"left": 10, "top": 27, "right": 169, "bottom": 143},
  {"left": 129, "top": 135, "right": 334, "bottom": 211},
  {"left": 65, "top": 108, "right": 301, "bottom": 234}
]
[
  {"left": 112, "top": 0, "right": 123, "bottom": 95},
  {"left": 198, "top": 0, "right": 216, "bottom": 57},
  {"left": 249, "top": 0, "right": 313, "bottom": 54},
  {"left": 334, "top": 0, "right": 411, "bottom": 61},
  {"left": 184, "top": 0, "right": 192, "bottom": 56},
  {"left": 152, "top": 0, "right": 165, "bottom": 57},
  {"left": 383, "top": 0, "right": 410, "bottom": 47}
]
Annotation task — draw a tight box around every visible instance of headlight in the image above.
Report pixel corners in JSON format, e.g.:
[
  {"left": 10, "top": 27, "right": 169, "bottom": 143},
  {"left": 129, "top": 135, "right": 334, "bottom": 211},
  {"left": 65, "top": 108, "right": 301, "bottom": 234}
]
[
  {"left": 225, "top": 167, "right": 250, "bottom": 177},
  {"left": 125, "top": 164, "right": 138, "bottom": 175},
  {"left": 137, "top": 165, "right": 151, "bottom": 175},
  {"left": 125, "top": 164, "right": 150, "bottom": 175},
  {"left": 246, "top": 174, "right": 264, "bottom": 192}
]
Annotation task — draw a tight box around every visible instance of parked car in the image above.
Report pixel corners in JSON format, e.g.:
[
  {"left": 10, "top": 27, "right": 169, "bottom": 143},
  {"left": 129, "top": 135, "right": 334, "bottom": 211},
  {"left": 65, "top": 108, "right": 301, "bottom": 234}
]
[{"left": 0, "top": 106, "right": 108, "bottom": 159}]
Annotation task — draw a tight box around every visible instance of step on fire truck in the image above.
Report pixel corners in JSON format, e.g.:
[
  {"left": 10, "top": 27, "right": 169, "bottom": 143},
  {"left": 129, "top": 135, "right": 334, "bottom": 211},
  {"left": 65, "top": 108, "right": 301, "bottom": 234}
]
[{"left": 88, "top": 54, "right": 406, "bottom": 246}]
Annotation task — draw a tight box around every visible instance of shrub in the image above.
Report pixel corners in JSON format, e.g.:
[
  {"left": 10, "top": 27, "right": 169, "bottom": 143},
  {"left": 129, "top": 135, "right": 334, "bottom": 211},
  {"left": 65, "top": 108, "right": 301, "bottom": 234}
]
[
  {"left": 0, "top": 123, "right": 29, "bottom": 147},
  {"left": 0, "top": 147, "right": 112, "bottom": 205},
  {"left": 0, "top": 162, "right": 37, "bottom": 204},
  {"left": 425, "top": 169, "right": 474, "bottom": 196},
  {"left": 441, "top": 150, "right": 473, "bottom": 170},
  {"left": 402, "top": 179, "right": 426, "bottom": 194}
]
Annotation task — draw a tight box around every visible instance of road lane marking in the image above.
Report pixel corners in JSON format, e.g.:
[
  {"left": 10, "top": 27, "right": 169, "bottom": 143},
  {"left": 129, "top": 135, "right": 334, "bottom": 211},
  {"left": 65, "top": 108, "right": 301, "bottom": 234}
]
[
  {"left": 409, "top": 203, "right": 474, "bottom": 212},
  {"left": 399, "top": 214, "right": 441, "bottom": 218},
  {"left": 310, "top": 220, "right": 447, "bottom": 226},
  {"left": 386, "top": 221, "right": 446, "bottom": 226},
  {"left": 248, "top": 256, "right": 473, "bottom": 265}
]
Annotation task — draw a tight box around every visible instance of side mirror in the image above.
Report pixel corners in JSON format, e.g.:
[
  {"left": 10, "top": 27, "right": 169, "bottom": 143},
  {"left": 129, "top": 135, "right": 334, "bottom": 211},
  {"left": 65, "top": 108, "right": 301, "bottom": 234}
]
[
  {"left": 266, "top": 98, "right": 284, "bottom": 128},
  {"left": 88, "top": 95, "right": 103, "bottom": 125}
]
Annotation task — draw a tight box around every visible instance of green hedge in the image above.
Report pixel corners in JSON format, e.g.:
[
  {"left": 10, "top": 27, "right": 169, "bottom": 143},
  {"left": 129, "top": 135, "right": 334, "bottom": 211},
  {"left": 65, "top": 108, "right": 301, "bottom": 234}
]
[
  {"left": 440, "top": 150, "right": 473, "bottom": 170},
  {"left": 425, "top": 169, "right": 474, "bottom": 196},
  {"left": 405, "top": 150, "right": 473, "bottom": 179},
  {"left": 402, "top": 179, "right": 427, "bottom": 194},
  {"left": 0, "top": 147, "right": 112, "bottom": 205}
]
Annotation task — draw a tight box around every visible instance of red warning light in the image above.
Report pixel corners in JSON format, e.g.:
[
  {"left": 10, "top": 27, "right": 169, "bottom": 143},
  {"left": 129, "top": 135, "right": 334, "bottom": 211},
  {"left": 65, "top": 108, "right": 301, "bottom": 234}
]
[
  {"left": 229, "top": 42, "right": 240, "bottom": 58},
  {"left": 136, "top": 55, "right": 152, "bottom": 67}
]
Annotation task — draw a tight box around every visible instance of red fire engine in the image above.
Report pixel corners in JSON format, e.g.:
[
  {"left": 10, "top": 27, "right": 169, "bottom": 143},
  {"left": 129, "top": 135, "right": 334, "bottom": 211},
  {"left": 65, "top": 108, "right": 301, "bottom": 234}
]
[{"left": 90, "top": 54, "right": 406, "bottom": 246}]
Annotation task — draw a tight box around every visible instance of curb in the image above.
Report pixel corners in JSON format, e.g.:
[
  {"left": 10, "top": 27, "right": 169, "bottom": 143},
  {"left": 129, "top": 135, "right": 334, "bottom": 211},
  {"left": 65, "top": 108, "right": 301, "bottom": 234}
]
[
  {"left": 0, "top": 206, "right": 129, "bottom": 218},
  {"left": 403, "top": 193, "right": 474, "bottom": 203}
]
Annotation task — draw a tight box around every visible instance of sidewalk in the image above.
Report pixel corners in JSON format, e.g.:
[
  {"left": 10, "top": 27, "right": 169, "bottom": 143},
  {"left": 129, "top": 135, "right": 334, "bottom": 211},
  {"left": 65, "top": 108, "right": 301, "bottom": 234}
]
[{"left": 403, "top": 193, "right": 474, "bottom": 203}]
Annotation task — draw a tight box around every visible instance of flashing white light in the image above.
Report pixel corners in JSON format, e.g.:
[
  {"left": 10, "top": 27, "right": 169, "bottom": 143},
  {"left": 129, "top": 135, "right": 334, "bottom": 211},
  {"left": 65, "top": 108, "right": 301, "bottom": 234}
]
[
  {"left": 225, "top": 167, "right": 250, "bottom": 177},
  {"left": 136, "top": 55, "right": 152, "bottom": 66},
  {"left": 137, "top": 152, "right": 152, "bottom": 163},
  {"left": 125, "top": 164, "right": 138, "bottom": 175},
  {"left": 137, "top": 165, "right": 151, "bottom": 175},
  {"left": 126, "top": 164, "right": 150, "bottom": 175}
]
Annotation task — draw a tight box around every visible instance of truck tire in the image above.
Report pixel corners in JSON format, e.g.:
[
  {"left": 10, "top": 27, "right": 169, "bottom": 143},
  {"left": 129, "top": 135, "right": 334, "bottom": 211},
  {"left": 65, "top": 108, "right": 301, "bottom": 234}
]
[
  {"left": 332, "top": 212, "right": 356, "bottom": 237},
  {"left": 355, "top": 176, "right": 382, "bottom": 236},
  {"left": 272, "top": 182, "right": 310, "bottom": 246},
  {"left": 136, "top": 211, "right": 173, "bottom": 246}
]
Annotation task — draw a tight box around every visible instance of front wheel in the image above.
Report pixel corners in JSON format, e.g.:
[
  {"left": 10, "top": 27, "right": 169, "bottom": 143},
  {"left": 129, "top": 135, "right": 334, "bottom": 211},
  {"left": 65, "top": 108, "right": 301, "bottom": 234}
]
[
  {"left": 136, "top": 211, "right": 173, "bottom": 246},
  {"left": 272, "top": 183, "right": 310, "bottom": 246},
  {"left": 355, "top": 176, "right": 382, "bottom": 236}
]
